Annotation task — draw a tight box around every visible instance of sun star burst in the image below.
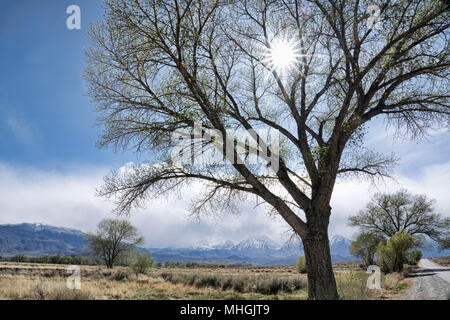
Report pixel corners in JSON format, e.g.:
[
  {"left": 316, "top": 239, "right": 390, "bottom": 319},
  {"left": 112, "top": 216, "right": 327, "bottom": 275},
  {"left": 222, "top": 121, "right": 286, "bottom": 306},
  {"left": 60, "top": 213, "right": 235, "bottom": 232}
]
[{"left": 266, "top": 37, "right": 301, "bottom": 74}]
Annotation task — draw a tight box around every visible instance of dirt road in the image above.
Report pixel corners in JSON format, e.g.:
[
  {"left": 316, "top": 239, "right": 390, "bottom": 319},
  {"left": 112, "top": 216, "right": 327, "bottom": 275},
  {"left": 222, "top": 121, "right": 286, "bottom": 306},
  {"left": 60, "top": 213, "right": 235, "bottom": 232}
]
[{"left": 405, "top": 259, "right": 450, "bottom": 300}]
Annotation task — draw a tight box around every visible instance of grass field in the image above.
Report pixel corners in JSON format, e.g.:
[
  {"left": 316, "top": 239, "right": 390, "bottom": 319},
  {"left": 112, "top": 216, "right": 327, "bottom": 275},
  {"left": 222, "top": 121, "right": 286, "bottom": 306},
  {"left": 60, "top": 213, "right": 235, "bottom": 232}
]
[{"left": 0, "top": 261, "right": 409, "bottom": 300}]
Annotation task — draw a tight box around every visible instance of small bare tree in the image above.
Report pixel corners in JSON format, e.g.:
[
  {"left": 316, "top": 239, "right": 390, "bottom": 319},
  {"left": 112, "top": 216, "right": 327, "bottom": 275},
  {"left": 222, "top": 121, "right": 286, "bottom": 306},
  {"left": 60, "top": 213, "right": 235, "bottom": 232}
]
[
  {"left": 85, "top": 219, "right": 143, "bottom": 268},
  {"left": 85, "top": 0, "right": 449, "bottom": 299}
]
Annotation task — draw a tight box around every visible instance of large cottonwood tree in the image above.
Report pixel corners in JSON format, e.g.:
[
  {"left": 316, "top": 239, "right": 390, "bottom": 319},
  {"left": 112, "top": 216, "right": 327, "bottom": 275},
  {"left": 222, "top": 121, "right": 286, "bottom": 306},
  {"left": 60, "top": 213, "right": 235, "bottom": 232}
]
[
  {"left": 85, "top": 0, "right": 450, "bottom": 299},
  {"left": 350, "top": 190, "right": 450, "bottom": 248}
]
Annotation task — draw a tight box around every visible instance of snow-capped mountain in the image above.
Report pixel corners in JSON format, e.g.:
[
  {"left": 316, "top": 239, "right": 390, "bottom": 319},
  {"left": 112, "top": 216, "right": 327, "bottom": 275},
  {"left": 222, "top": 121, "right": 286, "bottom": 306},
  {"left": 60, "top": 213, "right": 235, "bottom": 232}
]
[
  {"left": 330, "top": 234, "right": 352, "bottom": 245},
  {"left": 16, "top": 223, "right": 85, "bottom": 237},
  {"left": 189, "top": 239, "right": 236, "bottom": 251},
  {"left": 190, "top": 242, "right": 218, "bottom": 251},
  {"left": 2, "top": 223, "right": 448, "bottom": 265},
  {"left": 231, "top": 236, "right": 278, "bottom": 251},
  {"left": 215, "top": 240, "right": 234, "bottom": 250},
  {"left": 330, "top": 235, "right": 353, "bottom": 257},
  {"left": 149, "top": 235, "right": 357, "bottom": 265},
  {"left": 190, "top": 237, "right": 278, "bottom": 252}
]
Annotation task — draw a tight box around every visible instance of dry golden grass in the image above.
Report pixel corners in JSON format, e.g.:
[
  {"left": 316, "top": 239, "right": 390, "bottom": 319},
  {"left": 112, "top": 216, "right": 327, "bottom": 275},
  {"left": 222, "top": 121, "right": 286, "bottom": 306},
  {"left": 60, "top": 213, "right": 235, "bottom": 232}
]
[
  {"left": 383, "top": 272, "right": 403, "bottom": 290},
  {"left": 0, "top": 263, "right": 307, "bottom": 300},
  {"left": 0, "top": 261, "right": 396, "bottom": 300},
  {"left": 430, "top": 256, "right": 450, "bottom": 267},
  {"left": 335, "top": 270, "right": 371, "bottom": 300}
]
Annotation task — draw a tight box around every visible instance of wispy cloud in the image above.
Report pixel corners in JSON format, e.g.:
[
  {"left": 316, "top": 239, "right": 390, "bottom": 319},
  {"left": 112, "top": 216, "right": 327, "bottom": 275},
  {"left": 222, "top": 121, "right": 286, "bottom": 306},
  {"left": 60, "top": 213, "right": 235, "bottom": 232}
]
[
  {"left": 2, "top": 110, "right": 39, "bottom": 146},
  {"left": 363, "top": 118, "right": 450, "bottom": 179},
  {"left": 6, "top": 116, "right": 32, "bottom": 143}
]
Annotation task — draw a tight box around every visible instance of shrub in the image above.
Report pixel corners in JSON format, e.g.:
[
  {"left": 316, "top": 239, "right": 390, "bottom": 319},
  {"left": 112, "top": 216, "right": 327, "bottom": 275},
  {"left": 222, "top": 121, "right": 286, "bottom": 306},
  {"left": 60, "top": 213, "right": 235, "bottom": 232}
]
[
  {"left": 129, "top": 251, "right": 154, "bottom": 275},
  {"left": 159, "top": 271, "right": 307, "bottom": 295},
  {"left": 254, "top": 278, "right": 272, "bottom": 294},
  {"left": 160, "top": 271, "right": 173, "bottom": 281},
  {"left": 187, "top": 273, "right": 198, "bottom": 286},
  {"left": 291, "top": 277, "right": 307, "bottom": 291},
  {"left": 402, "top": 265, "right": 415, "bottom": 278},
  {"left": 350, "top": 232, "right": 386, "bottom": 267},
  {"left": 10, "top": 254, "right": 27, "bottom": 263},
  {"left": 383, "top": 272, "right": 403, "bottom": 290},
  {"left": 221, "top": 277, "right": 234, "bottom": 290},
  {"left": 41, "top": 270, "right": 60, "bottom": 278},
  {"left": 32, "top": 283, "right": 92, "bottom": 300},
  {"left": 335, "top": 271, "right": 370, "bottom": 300},
  {"left": 51, "top": 288, "right": 92, "bottom": 300},
  {"left": 110, "top": 268, "right": 132, "bottom": 281},
  {"left": 231, "top": 277, "right": 246, "bottom": 293},
  {"left": 296, "top": 256, "right": 307, "bottom": 274},
  {"left": 376, "top": 230, "right": 415, "bottom": 273},
  {"left": 395, "top": 282, "right": 408, "bottom": 291},
  {"left": 407, "top": 250, "right": 422, "bottom": 265},
  {"left": 269, "top": 277, "right": 291, "bottom": 294},
  {"left": 33, "top": 283, "right": 47, "bottom": 300},
  {"left": 194, "top": 274, "right": 219, "bottom": 288}
]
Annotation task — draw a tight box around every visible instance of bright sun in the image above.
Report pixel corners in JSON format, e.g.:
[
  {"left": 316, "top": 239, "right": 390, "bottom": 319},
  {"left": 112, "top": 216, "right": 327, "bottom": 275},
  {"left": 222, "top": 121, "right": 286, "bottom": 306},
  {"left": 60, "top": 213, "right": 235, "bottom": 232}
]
[{"left": 268, "top": 38, "right": 299, "bottom": 73}]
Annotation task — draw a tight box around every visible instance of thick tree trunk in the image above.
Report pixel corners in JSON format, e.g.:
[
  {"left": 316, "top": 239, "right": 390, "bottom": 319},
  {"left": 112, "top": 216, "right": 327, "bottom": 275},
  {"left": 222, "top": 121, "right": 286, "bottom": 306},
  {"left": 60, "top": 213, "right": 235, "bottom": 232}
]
[
  {"left": 303, "top": 206, "right": 339, "bottom": 300},
  {"left": 303, "top": 236, "right": 339, "bottom": 299}
]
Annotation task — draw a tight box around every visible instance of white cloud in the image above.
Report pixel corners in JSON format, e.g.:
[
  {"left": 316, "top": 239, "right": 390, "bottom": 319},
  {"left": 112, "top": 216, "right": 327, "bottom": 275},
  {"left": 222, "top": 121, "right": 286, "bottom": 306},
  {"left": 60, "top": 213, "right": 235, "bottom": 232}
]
[
  {"left": 4, "top": 114, "right": 37, "bottom": 145},
  {"left": 0, "top": 160, "right": 449, "bottom": 247},
  {"left": 0, "top": 162, "right": 288, "bottom": 247},
  {"left": 0, "top": 163, "right": 111, "bottom": 233},
  {"left": 364, "top": 119, "right": 450, "bottom": 175},
  {"left": 396, "top": 162, "right": 450, "bottom": 216}
]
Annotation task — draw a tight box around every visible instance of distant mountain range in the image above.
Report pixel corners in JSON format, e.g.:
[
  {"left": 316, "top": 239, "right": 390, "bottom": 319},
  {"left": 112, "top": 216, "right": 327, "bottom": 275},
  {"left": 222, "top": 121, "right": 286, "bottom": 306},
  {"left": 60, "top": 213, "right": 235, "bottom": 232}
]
[
  {"left": 0, "top": 223, "right": 86, "bottom": 257},
  {"left": 0, "top": 223, "right": 448, "bottom": 265},
  {"left": 147, "top": 235, "right": 355, "bottom": 264}
]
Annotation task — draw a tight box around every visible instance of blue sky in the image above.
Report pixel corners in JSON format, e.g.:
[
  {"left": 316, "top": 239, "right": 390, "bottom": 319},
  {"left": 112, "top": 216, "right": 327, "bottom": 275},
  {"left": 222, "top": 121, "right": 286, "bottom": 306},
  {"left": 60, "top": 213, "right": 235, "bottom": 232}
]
[
  {"left": 0, "top": 1, "right": 448, "bottom": 247},
  {"left": 0, "top": 0, "right": 136, "bottom": 171}
]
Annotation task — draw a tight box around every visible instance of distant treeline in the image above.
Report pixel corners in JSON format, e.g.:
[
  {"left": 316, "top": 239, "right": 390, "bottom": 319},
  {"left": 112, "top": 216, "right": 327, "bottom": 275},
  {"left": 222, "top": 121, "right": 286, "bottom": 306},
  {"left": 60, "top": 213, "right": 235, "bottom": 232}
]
[
  {"left": 155, "top": 260, "right": 253, "bottom": 269},
  {"left": 0, "top": 254, "right": 101, "bottom": 266},
  {"left": 0, "top": 254, "right": 255, "bottom": 268}
]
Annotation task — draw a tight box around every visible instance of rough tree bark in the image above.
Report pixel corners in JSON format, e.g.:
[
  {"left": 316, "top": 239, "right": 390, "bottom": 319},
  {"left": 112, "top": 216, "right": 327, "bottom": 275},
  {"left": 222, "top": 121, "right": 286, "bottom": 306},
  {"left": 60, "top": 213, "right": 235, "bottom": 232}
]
[{"left": 303, "top": 205, "right": 338, "bottom": 299}]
